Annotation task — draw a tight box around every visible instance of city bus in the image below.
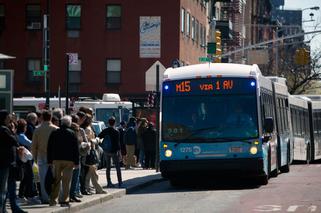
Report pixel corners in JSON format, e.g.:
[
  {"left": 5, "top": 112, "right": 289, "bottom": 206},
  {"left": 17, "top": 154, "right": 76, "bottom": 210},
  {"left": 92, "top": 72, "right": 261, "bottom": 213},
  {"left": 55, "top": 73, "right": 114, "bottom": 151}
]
[
  {"left": 289, "top": 95, "right": 321, "bottom": 162},
  {"left": 159, "top": 63, "right": 292, "bottom": 185}
]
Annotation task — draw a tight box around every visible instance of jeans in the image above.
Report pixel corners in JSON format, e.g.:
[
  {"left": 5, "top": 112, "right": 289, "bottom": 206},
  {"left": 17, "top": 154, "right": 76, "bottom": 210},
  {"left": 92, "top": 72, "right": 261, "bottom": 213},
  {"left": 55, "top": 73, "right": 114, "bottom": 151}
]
[
  {"left": 6, "top": 168, "right": 23, "bottom": 213},
  {"left": 70, "top": 166, "right": 80, "bottom": 197},
  {"left": 139, "top": 149, "right": 145, "bottom": 168},
  {"left": 37, "top": 157, "right": 49, "bottom": 203},
  {"left": 0, "top": 167, "right": 9, "bottom": 213},
  {"left": 104, "top": 152, "right": 122, "bottom": 184},
  {"left": 19, "top": 160, "right": 37, "bottom": 198}
]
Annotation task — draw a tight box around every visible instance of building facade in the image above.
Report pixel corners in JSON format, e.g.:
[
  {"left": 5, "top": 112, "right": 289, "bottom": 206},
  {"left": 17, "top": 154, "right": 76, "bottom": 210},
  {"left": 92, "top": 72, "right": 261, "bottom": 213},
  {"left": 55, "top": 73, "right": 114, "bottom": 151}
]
[{"left": 0, "top": 0, "right": 208, "bottom": 102}]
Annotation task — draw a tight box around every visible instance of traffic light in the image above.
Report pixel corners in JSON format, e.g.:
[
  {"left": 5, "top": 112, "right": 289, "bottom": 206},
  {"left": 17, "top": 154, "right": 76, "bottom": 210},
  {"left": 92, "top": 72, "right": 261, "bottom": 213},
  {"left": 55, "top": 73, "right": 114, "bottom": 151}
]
[
  {"left": 147, "top": 93, "right": 155, "bottom": 107},
  {"left": 294, "top": 48, "right": 310, "bottom": 65},
  {"left": 214, "top": 30, "right": 222, "bottom": 63}
]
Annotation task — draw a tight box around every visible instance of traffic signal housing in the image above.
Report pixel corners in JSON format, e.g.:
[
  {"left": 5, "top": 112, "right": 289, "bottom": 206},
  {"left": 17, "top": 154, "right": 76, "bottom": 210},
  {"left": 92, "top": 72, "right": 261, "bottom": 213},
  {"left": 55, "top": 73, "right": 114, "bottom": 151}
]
[
  {"left": 294, "top": 48, "right": 310, "bottom": 65},
  {"left": 214, "top": 30, "right": 222, "bottom": 63},
  {"left": 147, "top": 92, "right": 155, "bottom": 107}
]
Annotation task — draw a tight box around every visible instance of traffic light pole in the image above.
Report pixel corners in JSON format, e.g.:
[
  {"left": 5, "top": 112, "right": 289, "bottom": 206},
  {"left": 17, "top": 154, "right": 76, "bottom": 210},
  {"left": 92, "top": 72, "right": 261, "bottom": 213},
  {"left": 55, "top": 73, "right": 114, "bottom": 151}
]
[
  {"left": 44, "top": 0, "right": 50, "bottom": 109},
  {"left": 221, "top": 29, "right": 321, "bottom": 58},
  {"left": 65, "top": 54, "right": 69, "bottom": 115},
  {"left": 155, "top": 64, "right": 160, "bottom": 172}
]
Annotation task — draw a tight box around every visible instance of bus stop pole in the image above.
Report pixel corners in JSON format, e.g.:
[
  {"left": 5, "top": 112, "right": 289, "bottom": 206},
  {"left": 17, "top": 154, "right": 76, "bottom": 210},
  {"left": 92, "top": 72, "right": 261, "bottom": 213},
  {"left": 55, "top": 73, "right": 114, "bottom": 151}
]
[
  {"left": 65, "top": 54, "right": 69, "bottom": 115},
  {"left": 155, "top": 64, "right": 160, "bottom": 172}
]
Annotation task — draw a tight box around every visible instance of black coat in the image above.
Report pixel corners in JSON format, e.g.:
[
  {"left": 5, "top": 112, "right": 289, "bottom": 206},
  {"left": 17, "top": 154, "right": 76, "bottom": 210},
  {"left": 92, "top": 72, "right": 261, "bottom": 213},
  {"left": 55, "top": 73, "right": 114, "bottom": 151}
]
[
  {"left": 142, "top": 127, "right": 157, "bottom": 152},
  {"left": 98, "top": 127, "right": 120, "bottom": 154},
  {"left": 0, "top": 125, "right": 19, "bottom": 168},
  {"left": 47, "top": 126, "right": 80, "bottom": 165}
]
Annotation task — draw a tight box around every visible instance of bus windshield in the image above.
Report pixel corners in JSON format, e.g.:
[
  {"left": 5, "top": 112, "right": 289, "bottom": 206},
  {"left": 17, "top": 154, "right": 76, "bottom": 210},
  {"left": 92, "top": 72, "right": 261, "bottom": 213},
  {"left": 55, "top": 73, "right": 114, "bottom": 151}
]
[{"left": 162, "top": 94, "right": 258, "bottom": 142}]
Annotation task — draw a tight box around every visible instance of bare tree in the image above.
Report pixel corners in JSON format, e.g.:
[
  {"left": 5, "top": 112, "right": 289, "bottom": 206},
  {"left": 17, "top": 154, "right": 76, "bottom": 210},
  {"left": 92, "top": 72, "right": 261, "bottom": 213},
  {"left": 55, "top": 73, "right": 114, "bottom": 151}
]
[{"left": 277, "top": 24, "right": 321, "bottom": 94}]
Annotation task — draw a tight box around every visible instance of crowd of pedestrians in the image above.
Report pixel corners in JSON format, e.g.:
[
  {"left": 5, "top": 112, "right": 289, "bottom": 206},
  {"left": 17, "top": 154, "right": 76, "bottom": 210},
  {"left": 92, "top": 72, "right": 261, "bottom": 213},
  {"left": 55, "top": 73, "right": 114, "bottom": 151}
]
[{"left": 0, "top": 107, "right": 157, "bottom": 213}]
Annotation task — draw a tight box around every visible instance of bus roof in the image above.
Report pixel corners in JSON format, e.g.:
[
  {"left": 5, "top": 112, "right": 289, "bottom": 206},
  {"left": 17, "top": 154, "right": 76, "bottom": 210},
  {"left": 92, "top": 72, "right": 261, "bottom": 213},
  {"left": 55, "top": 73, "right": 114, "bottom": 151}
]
[
  {"left": 289, "top": 95, "right": 309, "bottom": 109},
  {"left": 163, "top": 63, "right": 261, "bottom": 81}
]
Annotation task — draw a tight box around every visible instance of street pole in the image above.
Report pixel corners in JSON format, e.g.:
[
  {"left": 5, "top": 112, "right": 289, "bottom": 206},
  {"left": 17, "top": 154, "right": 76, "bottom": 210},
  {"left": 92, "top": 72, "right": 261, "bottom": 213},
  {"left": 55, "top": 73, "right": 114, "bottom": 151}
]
[
  {"left": 65, "top": 54, "right": 69, "bottom": 115},
  {"left": 44, "top": 0, "right": 50, "bottom": 109},
  {"left": 221, "top": 29, "right": 321, "bottom": 58},
  {"left": 155, "top": 64, "right": 160, "bottom": 172}
]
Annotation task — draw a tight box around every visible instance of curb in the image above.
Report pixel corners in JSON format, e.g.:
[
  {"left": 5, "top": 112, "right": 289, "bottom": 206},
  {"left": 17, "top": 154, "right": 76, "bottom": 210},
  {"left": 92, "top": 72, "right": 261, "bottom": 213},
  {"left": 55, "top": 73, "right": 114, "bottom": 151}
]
[{"left": 47, "top": 177, "right": 164, "bottom": 213}]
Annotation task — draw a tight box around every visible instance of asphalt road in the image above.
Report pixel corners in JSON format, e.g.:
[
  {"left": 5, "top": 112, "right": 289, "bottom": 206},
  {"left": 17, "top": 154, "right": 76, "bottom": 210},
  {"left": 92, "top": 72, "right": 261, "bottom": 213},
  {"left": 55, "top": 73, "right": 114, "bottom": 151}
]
[{"left": 79, "top": 161, "right": 321, "bottom": 213}]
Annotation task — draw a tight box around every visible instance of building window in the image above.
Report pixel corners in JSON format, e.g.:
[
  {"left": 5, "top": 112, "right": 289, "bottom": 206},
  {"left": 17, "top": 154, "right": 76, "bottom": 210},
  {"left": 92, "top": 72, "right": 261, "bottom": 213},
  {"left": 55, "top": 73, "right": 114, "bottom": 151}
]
[
  {"left": 200, "top": 24, "right": 203, "bottom": 47},
  {"left": 186, "top": 12, "right": 190, "bottom": 37},
  {"left": 26, "top": 5, "right": 41, "bottom": 30},
  {"left": 69, "top": 59, "right": 81, "bottom": 93},
  {"left": 191, "top": 17, "right": 195, "bottom": 40},
  {"left": 196, "top": 20, "right": 199, "bottom": 44},
  {"left": 181, "top": 8, "right": 185, "bottom": 33},
  {"left": 66, "top": 5, "right": 81, "bottom": 30},
  {"left": 106, "top": 5, "right": 121, "bottom": 30},
  {"left": 0, "top": 5, "right": 4, "bottom": 31},
  {"left": 106, "top": 59, "right": 121, "bottom": 84},
  {"left": 27, "top": 59, "right": 41, "bottom": 83}
]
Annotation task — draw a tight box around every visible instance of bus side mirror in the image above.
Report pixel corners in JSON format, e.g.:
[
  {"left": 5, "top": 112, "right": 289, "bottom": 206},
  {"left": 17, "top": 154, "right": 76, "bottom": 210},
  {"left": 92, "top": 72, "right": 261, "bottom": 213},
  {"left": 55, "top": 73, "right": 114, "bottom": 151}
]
[{"left": 264, "top": 117, "right": 274, "bottom": 133}]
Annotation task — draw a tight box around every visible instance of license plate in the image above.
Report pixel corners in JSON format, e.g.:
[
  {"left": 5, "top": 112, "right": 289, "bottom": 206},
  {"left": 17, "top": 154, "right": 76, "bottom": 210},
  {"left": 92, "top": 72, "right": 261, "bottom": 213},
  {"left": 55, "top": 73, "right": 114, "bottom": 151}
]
[{"left": 230, "top": 147, "right": 242, "bottom": 153}]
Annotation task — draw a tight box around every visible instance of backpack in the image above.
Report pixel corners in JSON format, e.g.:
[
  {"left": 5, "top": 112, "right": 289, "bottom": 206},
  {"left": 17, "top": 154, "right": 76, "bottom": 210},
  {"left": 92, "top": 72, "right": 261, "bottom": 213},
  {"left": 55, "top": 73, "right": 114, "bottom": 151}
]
[
  {"left": 100, "top": 133, "right": 112, "bottom": 152},
  {"left": 85, "top": 148, "right": 99, "bottom": 165}
]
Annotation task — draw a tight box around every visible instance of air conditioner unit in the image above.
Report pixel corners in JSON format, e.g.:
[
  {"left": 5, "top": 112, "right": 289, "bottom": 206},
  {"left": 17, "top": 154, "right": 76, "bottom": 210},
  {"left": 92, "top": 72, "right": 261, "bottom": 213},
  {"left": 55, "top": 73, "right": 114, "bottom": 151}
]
[{"left": 28, "top": 22, "right": 41, "bottom": 29}]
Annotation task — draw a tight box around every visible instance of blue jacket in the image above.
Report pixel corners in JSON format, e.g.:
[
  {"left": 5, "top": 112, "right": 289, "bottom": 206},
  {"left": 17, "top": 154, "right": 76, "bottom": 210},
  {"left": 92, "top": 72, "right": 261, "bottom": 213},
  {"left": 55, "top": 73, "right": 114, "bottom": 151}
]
[{"left": 124, "top": 122, "right": 137, "bottom": 145}]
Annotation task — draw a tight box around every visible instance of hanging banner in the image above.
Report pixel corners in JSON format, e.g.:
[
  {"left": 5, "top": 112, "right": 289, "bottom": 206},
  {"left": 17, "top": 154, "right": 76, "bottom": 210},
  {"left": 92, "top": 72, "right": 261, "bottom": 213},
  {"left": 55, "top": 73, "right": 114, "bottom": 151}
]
[{"left": 139, "top": 16, "right": 161, "bottom": 58}]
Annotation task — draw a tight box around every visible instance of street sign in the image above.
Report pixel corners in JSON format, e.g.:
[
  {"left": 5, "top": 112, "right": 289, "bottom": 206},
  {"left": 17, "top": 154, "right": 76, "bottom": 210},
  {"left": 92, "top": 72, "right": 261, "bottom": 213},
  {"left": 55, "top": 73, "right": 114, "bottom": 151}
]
[
  {"left": 199, "top": 57, "right": 210, "bottom": 62},
  {"left": 67, "top": 53, "right": 78, "bottom": 65},
  {"left": 145, "top": 60, "right": 166, "bottom": 91},
  {"left": 33, "top": 70, "right": 45, "bottom": 76}
]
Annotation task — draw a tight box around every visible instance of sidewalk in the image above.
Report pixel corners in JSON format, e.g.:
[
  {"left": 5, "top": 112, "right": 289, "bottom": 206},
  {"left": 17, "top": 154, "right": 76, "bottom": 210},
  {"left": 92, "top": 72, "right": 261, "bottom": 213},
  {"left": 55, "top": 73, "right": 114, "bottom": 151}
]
[{"left": 15, "top": 168, "right": 162, "bottom": 213}]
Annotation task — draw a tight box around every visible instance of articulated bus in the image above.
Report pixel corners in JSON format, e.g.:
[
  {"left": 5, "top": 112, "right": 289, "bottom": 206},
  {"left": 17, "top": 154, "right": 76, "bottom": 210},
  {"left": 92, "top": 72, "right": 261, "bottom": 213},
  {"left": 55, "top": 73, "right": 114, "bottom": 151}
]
[
  {"left": 160, "top": 63, "right": 292, "bottom": 185},
  {"left": 290, "top": 95, "right": 321, "bottom": 162}
]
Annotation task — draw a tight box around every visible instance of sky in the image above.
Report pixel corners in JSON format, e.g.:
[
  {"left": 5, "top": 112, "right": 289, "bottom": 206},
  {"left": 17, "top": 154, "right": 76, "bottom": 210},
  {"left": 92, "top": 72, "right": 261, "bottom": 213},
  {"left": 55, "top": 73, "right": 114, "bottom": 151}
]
[{"left": 284, "top": 0, "right": 321, "bottom": 53}]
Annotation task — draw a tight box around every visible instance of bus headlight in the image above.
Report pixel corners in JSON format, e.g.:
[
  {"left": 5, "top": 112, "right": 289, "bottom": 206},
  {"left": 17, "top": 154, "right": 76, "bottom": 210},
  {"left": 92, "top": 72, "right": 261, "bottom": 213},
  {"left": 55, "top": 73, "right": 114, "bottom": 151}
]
[
  {"left": 165, "top": 149, "right": 172, "bottom": 158},
  {"left": 250, "top": 146, "right": 258, "bottom": 155}
]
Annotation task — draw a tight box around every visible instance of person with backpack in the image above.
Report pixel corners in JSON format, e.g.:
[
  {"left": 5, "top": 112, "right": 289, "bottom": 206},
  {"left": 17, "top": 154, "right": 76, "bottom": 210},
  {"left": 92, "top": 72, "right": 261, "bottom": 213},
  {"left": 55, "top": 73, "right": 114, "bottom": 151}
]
[{"left": 98, "top": 116, "right": 123, "bottom": 188}]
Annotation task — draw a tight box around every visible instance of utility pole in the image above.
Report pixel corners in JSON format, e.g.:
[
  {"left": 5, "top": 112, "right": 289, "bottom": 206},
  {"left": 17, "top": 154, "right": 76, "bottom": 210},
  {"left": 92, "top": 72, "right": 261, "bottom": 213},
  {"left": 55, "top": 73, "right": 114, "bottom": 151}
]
[
  {"left": 155, "top": 64, "right": 160, "bottom": 172},
  {"left": 44, "top": 0, "right": 50, "bottom": 109},
  {"left": 65, "top": 54, "right": 69, "bottom": 115}
]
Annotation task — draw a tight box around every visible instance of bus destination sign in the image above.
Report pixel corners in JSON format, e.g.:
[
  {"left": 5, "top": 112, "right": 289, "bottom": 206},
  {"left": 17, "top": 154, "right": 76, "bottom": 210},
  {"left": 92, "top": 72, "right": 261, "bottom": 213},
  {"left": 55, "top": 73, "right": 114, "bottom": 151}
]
[{"left": 163, "top": 78, "right": 256, "bottom": 96}]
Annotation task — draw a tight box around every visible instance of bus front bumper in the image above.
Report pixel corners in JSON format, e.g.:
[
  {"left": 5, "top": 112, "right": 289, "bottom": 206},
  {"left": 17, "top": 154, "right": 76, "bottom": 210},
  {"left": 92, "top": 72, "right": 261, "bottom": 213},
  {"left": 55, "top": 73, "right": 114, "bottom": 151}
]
[{"left": 160, "top": 158, "right": 264, "bottom": 178}]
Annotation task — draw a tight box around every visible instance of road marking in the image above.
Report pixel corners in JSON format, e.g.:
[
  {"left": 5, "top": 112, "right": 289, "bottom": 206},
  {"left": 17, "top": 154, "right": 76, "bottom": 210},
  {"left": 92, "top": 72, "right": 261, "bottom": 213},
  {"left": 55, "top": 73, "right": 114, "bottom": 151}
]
[
  {"left": 253, "top": 205, "right": 281, "bottom": 212},
  {"left": 287, "top": 205, "right": 303, "bottom": 212},
  {"left": 254, "top": 205, "right": 318, "bottom": 212},
  {"left": 308, "top": 206, "right": 317, "bottom": 212}
]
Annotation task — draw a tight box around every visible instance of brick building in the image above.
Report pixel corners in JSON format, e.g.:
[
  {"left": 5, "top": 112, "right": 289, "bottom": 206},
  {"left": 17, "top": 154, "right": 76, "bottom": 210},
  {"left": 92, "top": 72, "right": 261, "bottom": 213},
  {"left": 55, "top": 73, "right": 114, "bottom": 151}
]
[{"left": 0, "top": 0, "right": 208, "bottom": 102}]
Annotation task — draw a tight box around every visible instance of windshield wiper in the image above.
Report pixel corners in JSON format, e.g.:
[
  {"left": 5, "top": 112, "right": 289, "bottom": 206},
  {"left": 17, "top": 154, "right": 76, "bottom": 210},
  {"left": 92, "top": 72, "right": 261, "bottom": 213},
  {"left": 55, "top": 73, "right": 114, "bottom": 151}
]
[
  {"left": 210, "top": 137, "right": 256, "bottom": 143},
  {"left": 174, "top": 126, "right": 223, "bottom": 147}
]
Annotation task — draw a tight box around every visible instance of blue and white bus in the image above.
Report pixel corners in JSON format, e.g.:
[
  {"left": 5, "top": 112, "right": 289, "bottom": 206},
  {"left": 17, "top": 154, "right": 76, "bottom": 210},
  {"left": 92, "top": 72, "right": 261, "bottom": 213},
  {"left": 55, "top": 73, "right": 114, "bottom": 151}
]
[
  {"left": 159, "top": 63, "right": 292, "bottom": 185},
  {"left": 290, "top": 95, "right": 321, "bottom": 162}
]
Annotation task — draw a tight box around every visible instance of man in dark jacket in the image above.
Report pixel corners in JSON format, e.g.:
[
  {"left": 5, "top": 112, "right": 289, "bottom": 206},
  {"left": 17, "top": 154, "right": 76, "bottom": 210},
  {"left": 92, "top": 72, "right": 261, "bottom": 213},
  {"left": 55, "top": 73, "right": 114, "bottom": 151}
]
[
  {"left": 47, "top": 115, "right": 79, "bottom": 207},
  {"left": 124, "top": 117, "right": 137, "bottom": 169},
  {"left": 142, "top": 122, "right": 157, "bottom": 169},
  {"left": 0, "top": 110, "right": 27, "bottom": 213},
  {"left": 98, "top": 116, "right": 123, "bottom": 188}
]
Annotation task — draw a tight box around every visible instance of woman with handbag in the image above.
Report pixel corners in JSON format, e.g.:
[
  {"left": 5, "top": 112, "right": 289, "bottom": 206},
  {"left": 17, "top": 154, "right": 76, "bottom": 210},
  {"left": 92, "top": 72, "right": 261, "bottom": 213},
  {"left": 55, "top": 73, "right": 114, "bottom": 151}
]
[{"left": 16, "top": 119, "right": 40, "bottom": 204}]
